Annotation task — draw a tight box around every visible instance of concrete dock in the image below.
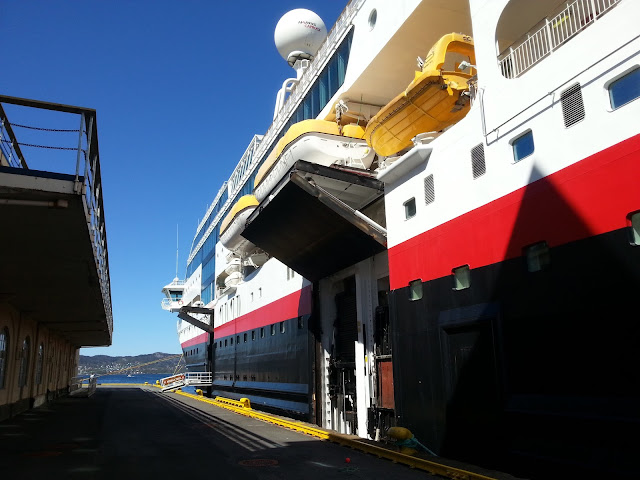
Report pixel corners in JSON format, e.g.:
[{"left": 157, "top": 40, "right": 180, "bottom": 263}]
[{"left": 0, "top": 386, "right": 518, "bottom": 479}]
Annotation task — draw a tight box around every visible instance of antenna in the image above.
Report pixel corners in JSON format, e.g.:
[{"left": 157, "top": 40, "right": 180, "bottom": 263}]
[{"left": 175, "top": 224, "right": 179, "bottom": 279}]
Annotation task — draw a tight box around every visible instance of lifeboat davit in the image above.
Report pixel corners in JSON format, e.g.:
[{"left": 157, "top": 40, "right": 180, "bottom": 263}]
[
  {"left": 219, "top": 195, "right": 259, "bottom": 255},
  {"left": 364, "top": 33, "right": 476, "bottom": 157},
  {"left": 254, "top": 119, "right": 375, "bottom": 202}
]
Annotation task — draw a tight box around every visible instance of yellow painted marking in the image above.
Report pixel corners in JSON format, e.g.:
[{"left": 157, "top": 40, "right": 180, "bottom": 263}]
[{"left": 172, "top": 391, "right": 497, "bottom": 480}]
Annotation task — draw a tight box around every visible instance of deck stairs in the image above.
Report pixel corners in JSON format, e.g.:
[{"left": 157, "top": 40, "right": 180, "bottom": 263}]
[{"left": 160, "top": 372, "right": 212, "bottom": 392}]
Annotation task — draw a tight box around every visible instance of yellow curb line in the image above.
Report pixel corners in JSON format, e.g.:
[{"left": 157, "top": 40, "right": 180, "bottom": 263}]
[{"left": 171, "top": 390, "right": 497, "bottom": 480}]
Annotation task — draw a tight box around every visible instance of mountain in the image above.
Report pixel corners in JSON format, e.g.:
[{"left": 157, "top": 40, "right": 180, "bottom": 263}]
[{"left": 78, "top": 352, "right": 184, "bottom": 375}]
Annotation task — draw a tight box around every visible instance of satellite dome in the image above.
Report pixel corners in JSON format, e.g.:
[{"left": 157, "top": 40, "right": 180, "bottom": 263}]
[{"left": 274, "top": 9, "right": 327, "bottom": 66}]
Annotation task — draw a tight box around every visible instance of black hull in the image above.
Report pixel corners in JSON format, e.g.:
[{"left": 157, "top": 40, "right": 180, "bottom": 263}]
[
  {"left": 390, "top": 227, "right": 640, "bottom": 478},
  {"left": 209, "top": 314, "right": 314, "bottom": 419}
]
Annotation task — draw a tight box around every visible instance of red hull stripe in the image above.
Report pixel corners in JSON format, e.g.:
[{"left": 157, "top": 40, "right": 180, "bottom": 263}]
[
  {"left": 213, "top": 285, "right": 312, "bottom": 339},
  {"left": 182, "top": 333, "right": 208, "bottom": 349},
  {"left": 389, "top": 134, "right": 640, "bottom": 290}
]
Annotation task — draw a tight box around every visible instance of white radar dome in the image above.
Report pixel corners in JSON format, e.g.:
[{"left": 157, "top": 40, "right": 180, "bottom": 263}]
[{"left": 274, "top": 9, "right": 327, "bottom": 66}]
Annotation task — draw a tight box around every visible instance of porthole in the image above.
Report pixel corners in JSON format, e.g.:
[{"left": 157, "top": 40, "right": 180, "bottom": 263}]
[
  {"left": 525, "top": 241, "right": 550, "bottom": 272},
  {"left": 408, "top": 279, "right": 423, "bottom": 301},
  {"left": 629, "top": 212, "right": 640, "bottom": 246},
  {"left": 609, "top": 66, "right": 640, "bottom": 110},
  {"left": 452, "top": 265, "right": 471, "bottom": 290},
  {"left": 368, "top": 9, "right": 377, "bottom": 31},
  {"left": 404, "top": 198, "right": 416, "bottom": 219},
  {"left": 512, "top": 130, "right": 534, "bottom": 163}
]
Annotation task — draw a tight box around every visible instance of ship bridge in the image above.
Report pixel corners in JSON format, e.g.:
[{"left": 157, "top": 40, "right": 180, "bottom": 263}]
[
  {"left": 0, "top": 95, "right": 112, "bottom": 347},
  {"left": 243, "top": 160, "right": 386, "bottom": 281}
]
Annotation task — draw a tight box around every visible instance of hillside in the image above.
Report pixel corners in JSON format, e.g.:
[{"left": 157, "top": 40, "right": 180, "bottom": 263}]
[{"left": 78, "top": 352, "right": 184, "bottom": 375}]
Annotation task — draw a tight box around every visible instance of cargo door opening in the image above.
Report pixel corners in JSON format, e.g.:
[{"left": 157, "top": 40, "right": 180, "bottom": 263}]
[
  {"left": 369, "top": 276, "right": 396, "bottom": 439},
  {"left": 329, "top": 276, "right": 359, "bottom": 435}
]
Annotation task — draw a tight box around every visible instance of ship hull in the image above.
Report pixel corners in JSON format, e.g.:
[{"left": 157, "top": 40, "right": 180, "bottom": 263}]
[{"left": 387, "top": 134, "right": 640, "bottom": 475}]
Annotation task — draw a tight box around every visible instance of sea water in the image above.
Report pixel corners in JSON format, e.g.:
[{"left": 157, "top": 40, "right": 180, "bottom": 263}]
[{"left": 83, "top": 373, "right": 197, "bottom": 394}]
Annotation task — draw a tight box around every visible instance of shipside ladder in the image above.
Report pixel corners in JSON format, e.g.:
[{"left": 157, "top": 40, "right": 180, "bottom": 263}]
[{"left": 160, "top": 372, "right": 212, "bottom": 392}]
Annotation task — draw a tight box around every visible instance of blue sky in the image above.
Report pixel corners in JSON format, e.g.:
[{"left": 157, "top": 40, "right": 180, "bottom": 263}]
[{"left": 1, "top": 1, "right": 347, "bottom": 356}]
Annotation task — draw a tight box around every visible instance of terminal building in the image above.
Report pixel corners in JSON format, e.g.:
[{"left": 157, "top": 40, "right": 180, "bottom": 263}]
[{"left": 0, "top": 95, "right": 112, "bottom": 421}]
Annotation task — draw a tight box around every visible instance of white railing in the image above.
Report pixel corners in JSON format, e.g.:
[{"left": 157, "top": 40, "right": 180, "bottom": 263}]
[
  {"left": 161, "top": 298, "right": 182, "bottom": 311},
  {"left": 185, "top": 372, "right": 212, "bottom": 386},
  {"left": 498, "top": 0, "right": 620, "bottom": 79},
  {"left": 186, "top": 0, "right": 365, "bottom": 266}
]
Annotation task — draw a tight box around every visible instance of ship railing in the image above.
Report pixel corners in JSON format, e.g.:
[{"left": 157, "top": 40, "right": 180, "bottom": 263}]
[
  {"left": 185, "top": 372, "right": 212, "bottom": 386},
  {"left": 498, "top": 0, "right": 620, "bottom": 79},
  {"left": 186, "top": 0, "right": 366, "bottom": 266},
  {"left": 161, "top": 298, "right": 182, "bottom": 310}
]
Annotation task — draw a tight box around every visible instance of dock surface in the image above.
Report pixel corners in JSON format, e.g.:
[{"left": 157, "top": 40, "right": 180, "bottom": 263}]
[{"left": 0, "top": 386, "right": 454, "bottom": 479}]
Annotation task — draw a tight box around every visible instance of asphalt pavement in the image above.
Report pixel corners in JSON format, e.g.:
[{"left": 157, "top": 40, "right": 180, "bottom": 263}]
[{"left": 0, "top": 386, "right": 441, "bottom": 479}]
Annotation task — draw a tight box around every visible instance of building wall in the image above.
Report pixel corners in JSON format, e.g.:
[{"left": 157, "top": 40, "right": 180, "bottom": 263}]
[{"left": 0, "top": 302, "right": 78, "bottom": 421}]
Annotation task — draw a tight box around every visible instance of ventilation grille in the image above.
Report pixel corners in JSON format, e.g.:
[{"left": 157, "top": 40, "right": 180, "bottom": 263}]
[
  {"left": 471, "top": 143, "right": 486, "bottom": 179},
  {"left": 561, "top": 83, "right": 585, "bottom": 128},
  {"left": 424, "top": 174, "right": 435, "bottom": 205}
]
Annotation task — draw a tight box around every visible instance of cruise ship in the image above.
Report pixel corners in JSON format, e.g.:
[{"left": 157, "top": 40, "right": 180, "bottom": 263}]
[{"left": 162, "top": 1, "right": 639, "bottom": 477}]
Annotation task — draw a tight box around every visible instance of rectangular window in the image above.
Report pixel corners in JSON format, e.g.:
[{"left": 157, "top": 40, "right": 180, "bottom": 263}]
[
  {"left": 404, "top": 198, "right": 416, "bottom": 219},
  {"left": 409, "top": 279, "right": 423, "bottom": 301},
  {"left": 629, "top": 212, "right": 640, "bottom": 245},
  {"left": 225, "top": 339, "right": 228, "bottom": 347},
  {"left": 230, "top": 337, "right": 233, "bottom": 345},
  {"left": 452, "top": 265, "right": 471, "bottom": 290},
  {"left": 243, "top": 333, "right": 247, "bottom": 343},
  {"left": 260, "top": 327, "right": 265, "bottom": 338},
  {"left": 512, "top": 130, "right": 534, "bottom": 162},
  {"left": 236, "top": 335, "right": 240, "bottom": 344},
  {"left": 252, "top": 330, "right": 256, "bottom": 341},
  {"left": 280, "top": 321, "right": 285, "bottom": 334},
  {"left": 270, "top": 324, "right": 276, "bottom": 336},
  {"left": 609, "top": 67, "right": 640, "bottom": 109},
  {"left": 525, "top": 241, "right": 550, "bottom": 272}
]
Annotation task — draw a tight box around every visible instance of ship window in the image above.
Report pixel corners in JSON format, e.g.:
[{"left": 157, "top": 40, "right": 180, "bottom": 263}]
[
  {"left": 261, "top": 327, "right": 265, "bottom": 338},
  {"left": 452, "top": 265, "right": 471, "bottom": 290},
  {"left": 236, "top": 335, "right": 240, "bottom": 344},
  {"left": 609, "top": 67, "right": 640, "bottom": 109},
  {"left": 512, "top": 130, "right": 534, "bottom": 162},
  {"left": 560, "top": 83, "right": 585, "bottom": 128},
  {"left": 230, "top": 337, "right": 233, "bottom": 345},
  {"left": 270, "top": 324, "right": 276, "bottom": 336},
  {"left": 368, "top": 9, "right": 377, "bottom": 31},
  {"left": 408, "top": 280, "right": 423, "bottom": 301},
  {"left": 280, "top": 321, "right": 285, "bottom": 334},
  {"left": 404, "top": 198, "right": 416, "bottom": 219},
  {"left": 258, "top": 287, "right": 262, "bottom": 298},
  {"left": 424, "top": 174, "right": 435, "bottom": 204},
  {"left": 225, "top": 339, "right": 227, "bottom": 347},
  {"left": 298, "top": 316, "right": 304, "bottom": 329},
  {"left": 471, "top": 144, "right": 486, "bottom": 179},
  {"left": 243, "top": 333, "right": 247, "bottom": 343},
  {"left": 0, "top": 327, "right": 8, "bottom": 389},
  {"left": 252, "top": 330, "right": 256, "bottom": 341},
  {"left": 525, "top": 241, "right": 550, "bottom": 272},
  {"left": 629, "top": 212, "right": 640, "bottom": 246}
]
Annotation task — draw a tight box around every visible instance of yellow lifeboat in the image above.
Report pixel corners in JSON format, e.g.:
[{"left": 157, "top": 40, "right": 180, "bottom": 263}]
[
  {"left": 219, "top": 195, "right": 259, "bottom": 255},
  {"left": 253, "top": 119, "right": 374, "bottom": 202},
  {"left": 364, "top": 33, "right": 476, "bottom": 157}
]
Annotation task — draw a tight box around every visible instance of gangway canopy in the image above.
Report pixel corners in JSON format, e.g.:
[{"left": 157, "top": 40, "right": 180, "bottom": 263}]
[{"left": 243, "top": 161, "right": 386, "bottom": 281}]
